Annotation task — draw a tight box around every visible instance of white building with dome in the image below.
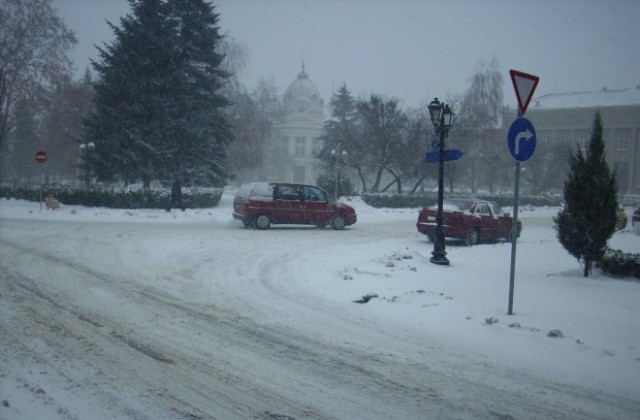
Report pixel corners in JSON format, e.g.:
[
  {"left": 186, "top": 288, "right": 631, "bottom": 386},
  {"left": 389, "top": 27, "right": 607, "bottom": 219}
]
[{"left": 269, "top": 64, "right": 325, "bottom": 185}]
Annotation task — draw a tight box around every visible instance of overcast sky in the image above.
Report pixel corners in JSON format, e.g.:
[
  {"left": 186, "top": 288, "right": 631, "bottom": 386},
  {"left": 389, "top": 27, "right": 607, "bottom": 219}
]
[{"left": 52, "top": 0, "right": 640, "bottom": 109}]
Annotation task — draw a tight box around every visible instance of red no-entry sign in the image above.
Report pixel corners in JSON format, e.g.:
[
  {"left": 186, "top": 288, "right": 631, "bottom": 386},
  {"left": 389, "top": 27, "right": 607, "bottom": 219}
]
[{"left": 35, "top": 150, "right": 48, "bottom": 163}]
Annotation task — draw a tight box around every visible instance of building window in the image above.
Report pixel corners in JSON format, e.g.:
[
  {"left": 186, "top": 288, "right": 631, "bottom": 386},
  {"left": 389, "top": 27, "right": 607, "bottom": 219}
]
[
  {"left": 556, "top": 129, "right": 571, "bottom": 143},
  {"left": 283, "top": 136, "right": 289, "bottom": 154},
  {"left": 295, "top": 137, "right": 305, "bottom": 157},
  {"left": 575, "top": 129, "right": 589, "bottom": 145},
  {"left": 312, "top": 138, "right": 321, "bottom": 156},
  {"left": 619, "top": 136, "right": 628, "bottom": 151},
  {"left": 618, "top": 130, "right": 629, "bottom": 151}
]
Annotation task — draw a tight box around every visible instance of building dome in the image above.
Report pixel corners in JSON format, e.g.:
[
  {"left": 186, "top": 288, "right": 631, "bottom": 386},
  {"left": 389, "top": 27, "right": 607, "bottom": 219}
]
[{"left": 283, "top": 63, "right": 323, "bottom": 109}]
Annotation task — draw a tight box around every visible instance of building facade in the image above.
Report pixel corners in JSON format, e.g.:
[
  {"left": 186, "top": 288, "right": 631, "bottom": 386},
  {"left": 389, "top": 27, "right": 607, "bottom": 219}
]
[
  {"left": 271, "top": 64, "right": 324, "bottom": 185},
  {"left": 507, "top": 86, "right": 640, "bottom": 194}
]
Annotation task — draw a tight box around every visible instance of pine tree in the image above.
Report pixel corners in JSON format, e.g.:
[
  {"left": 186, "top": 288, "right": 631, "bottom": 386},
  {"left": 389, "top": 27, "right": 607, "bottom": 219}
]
[
  {"left": 84, "top": 0, "right": 232, "bottom": 195},
  {"left": 554, "top": 112, "right": 618, "bottom": 277},
  {"left": 320, "top": 84, "right": 364, "bottom": 191}
]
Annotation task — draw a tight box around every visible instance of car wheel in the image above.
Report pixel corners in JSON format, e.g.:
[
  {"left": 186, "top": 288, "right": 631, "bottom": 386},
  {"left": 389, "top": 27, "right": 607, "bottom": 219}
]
[
  {"left": 465, "top": 230, "right": 479, "bottom": 246},
  {"left": 254, "top": 214, "right": 271, "bottom": 230},
  {"left": 330, "top": 214, "right": 346, "bottom": 230}
]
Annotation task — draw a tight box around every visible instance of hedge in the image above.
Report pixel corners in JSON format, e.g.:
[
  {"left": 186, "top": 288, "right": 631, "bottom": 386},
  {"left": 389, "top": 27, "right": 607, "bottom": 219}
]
[
  {"left": 360, "top": 192, "right": 563, "bottom": 209},
  {"left": 600, "top": 248, "right": 640, "bottom": 279},
  {"left": 0, "top": 185, "right": 223, "bottom": 210}
]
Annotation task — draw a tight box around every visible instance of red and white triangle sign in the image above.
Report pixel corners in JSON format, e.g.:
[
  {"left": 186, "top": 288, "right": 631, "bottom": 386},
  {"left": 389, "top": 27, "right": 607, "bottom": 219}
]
[{"left": 510, "top": 69, "right": 539, "bottom": 115}]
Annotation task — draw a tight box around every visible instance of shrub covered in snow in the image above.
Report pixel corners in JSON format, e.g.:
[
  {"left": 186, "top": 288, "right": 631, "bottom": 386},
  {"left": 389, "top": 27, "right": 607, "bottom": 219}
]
[{"left": 600, "top": 248, "right": 640, "bottom": 279}]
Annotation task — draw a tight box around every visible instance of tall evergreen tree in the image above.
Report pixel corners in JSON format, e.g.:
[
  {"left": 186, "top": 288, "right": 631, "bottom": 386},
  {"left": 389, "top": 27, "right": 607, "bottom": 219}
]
[
  {"left": 84, "top": 0, "right": 232, "bottom": 197},
  {"left": 319, "top": 84, "right": 362, "bottom": 190},
  {"left": 554, "top": 112, "right": 618, "bottom": 277}
]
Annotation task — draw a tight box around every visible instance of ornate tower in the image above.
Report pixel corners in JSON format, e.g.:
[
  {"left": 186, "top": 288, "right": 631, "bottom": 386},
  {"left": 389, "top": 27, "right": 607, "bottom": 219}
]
[{"left": 273, "top": 63, "right": 324, "bottom": 184}]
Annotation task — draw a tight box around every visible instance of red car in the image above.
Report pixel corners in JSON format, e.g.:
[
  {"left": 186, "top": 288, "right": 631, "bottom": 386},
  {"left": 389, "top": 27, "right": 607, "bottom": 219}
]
[
  {"left": 417, "top": 198, "right": 522, "bottom": 246},
  {"left": 233, "top": 182, "right": 357, "bottom": 230}
]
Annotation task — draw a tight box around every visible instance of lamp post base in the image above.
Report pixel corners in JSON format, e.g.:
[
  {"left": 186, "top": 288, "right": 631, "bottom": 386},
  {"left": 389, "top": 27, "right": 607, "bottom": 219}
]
[{"left": 430, "top": 253, "right": 450, "bottom": 266}]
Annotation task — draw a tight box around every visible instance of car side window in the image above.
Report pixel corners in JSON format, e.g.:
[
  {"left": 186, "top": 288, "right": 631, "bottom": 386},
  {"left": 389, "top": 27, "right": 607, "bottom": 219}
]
[
  {"left": 305, "top": 186, "right": 326, "bottom": 202},
  {"left": 275, "top": 185, "right": 303, "bottom": 201},
  {"left": 489, "top": 202, "right": 505, "bottom": 217},
  {"left": 476, "top": 203, "right": 490, "bottom": 216}
]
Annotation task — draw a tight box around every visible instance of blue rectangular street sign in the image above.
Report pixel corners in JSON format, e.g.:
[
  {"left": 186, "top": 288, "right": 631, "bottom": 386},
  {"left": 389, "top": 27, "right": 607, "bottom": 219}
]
[{"left": 425, "top": 149, "right": 465, "bottom": 163}]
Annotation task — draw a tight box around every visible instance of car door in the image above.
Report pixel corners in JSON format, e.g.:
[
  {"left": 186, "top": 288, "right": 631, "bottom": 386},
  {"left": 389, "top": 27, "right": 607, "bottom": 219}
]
[
  {"left": 302, "top": 186, "right": 331, "bottom": 224},
  {"left": 488, "top": 202, "right": 512, "bottom": 238},
  {"left": 273, "top": 184, "right": 305, "bottom": 223},
  {"left": 474, "top": 202, "right": 495, "bottom": 238}
]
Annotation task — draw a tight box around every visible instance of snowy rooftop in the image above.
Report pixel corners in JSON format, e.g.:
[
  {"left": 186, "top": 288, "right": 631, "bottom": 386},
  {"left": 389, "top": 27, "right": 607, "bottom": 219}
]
[{"left": 530, "top": 86, "right": 640, "bottom": 109}]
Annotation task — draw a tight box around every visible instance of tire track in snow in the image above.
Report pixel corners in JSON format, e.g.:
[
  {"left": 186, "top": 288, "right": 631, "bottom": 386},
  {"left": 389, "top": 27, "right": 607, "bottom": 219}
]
[{"left": 2, "top": 219, "right": 639, "bottom": 419}]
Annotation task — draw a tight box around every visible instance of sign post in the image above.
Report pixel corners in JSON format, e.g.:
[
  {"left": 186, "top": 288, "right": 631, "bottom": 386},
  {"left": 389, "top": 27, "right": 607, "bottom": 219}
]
[{"left": 507, "top": 70, "right": 539, "bottom": 315}]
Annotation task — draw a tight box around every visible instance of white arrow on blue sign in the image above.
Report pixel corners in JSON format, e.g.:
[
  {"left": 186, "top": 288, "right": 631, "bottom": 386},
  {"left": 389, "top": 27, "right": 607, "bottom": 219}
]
[{"left": 507, "top": 117, "right": 536, "bottom": 162}]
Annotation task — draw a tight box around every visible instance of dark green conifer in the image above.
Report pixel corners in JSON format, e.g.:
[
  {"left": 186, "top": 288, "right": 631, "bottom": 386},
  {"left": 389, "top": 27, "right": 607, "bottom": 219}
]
[
  {"left": 554, "top": 112, "right": 618, "bottom": 276},
  {"left": 84, "top": 0, "right": 232, "bottom": 195}
]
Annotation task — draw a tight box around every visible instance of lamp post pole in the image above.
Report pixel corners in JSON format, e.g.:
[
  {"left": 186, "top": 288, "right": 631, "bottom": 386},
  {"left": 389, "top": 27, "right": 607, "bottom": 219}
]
[
  {"left": 79, "top": 142, "right": 95, "bottom": 187},
  {"left": 331, "top": 145, "right": 347, "bottom": 199},
  {"left": 428, "top": 98, "right": 453, "bottom": 266}
]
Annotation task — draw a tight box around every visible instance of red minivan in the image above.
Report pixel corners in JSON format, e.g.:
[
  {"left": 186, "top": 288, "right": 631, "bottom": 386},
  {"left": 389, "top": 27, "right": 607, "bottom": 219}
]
[{"left": 233, "top": 182, "right": 357, "bottom": 230}]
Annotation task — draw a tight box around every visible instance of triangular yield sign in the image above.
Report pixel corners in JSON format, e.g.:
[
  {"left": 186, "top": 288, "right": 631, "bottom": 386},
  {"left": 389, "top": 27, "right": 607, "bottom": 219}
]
[{"left": 510, "top": 69, "right": 539, "bottom": 115}]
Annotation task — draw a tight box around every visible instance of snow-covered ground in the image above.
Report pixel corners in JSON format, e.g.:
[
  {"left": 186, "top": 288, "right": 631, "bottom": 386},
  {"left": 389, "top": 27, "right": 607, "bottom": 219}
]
[{"left": 1, "top": 193, "right": 639, "bottom": 419}]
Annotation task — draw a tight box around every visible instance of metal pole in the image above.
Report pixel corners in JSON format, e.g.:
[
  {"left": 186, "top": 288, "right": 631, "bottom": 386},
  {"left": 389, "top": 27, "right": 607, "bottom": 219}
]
[
  {"left": 508, "top": 160, "right": 520, "bottom": 314},
  {"left": 336, "top": 161, "right": 340, "bottom": 199},
  {"left": 508, "top": 109, "right": 523, "bottom": 315},
  {"left": 430, "top": 126, "right": 449, "bottom": 265}
]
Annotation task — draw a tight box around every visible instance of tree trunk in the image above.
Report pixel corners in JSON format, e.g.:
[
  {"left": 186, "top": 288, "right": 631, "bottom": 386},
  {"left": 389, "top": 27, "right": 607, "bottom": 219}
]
[
  {"left": 583, "top": 259, "right": 591, "bottom": 277},
  {"left": 409, "top": 175, "right": 428, "bottom": 194},
  {"left": 353, "top": 164, "right": 367, "bottom": 193},
  {"left": 170, "top": 178, "right": 184, "bottom": 211},
  {"left": 371, "top": 166, "right": 384, "bottom": 192}
]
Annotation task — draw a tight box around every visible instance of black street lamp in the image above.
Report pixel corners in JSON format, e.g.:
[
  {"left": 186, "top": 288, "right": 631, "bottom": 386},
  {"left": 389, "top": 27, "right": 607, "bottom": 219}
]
[
  {"left": 79, "top": 141, "right": 95, "bottom": 187},
  {"left": 428, "top": 98, "right": 454, "bottom": 265},
  {"left": 331, "top": 145, "right": 348, "bottom": 198}
]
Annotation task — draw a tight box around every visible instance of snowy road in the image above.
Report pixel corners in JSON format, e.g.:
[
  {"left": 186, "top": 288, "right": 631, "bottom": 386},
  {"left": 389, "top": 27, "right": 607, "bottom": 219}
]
[{"left": 1, "top": 198, "right": 639, "bottom": 419}]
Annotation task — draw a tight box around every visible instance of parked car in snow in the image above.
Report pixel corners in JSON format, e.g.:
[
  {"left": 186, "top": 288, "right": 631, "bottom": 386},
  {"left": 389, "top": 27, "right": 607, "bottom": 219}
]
[
  {"left": 233, "top": 182, "right": 357, "bottom": 230},
  {"left": 416, "top": 198, "right": 521, "bottom": 246}
]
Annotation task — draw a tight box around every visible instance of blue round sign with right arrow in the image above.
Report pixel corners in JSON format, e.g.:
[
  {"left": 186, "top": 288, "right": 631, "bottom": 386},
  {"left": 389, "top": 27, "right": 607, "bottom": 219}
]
[{"left": 507, "top": 117, "right": 536, "bottom": 161}]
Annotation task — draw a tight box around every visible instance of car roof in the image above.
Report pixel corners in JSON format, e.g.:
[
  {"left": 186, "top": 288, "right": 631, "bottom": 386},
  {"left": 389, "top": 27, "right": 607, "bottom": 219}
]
[{"left": 243, "top": 181, "right": 316, "bottom": 188}]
